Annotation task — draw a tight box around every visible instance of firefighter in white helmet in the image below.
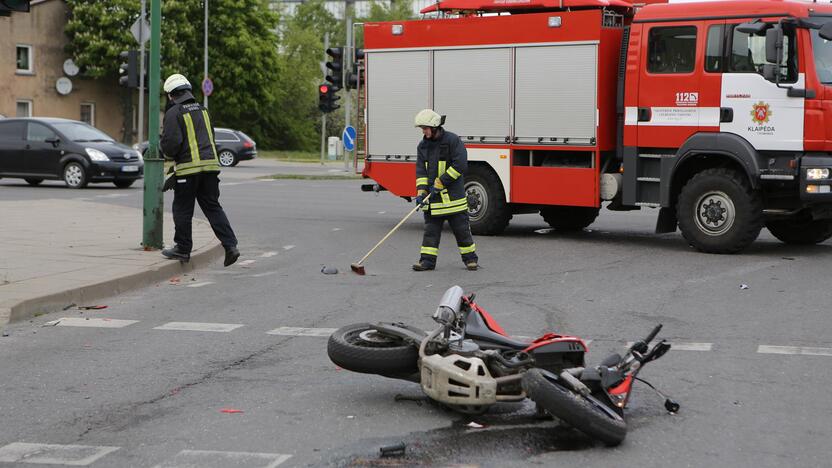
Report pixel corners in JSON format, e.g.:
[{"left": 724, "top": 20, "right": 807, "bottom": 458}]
[
  {"left": 160, "top": 73, "right": 240, "bottom": 267},
  {"left": 412, "top": 109, "right": 478, "bottom": 271}
]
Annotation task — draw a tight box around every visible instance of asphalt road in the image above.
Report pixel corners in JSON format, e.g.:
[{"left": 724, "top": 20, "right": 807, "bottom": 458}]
[{"left": 1, "top": 160, "right": 831, "bottom": 467}]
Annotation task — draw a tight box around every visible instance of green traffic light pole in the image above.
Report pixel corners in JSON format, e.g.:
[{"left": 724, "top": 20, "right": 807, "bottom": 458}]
[{"left": 142, "top": 0, "right": 163, "bottom": 250}]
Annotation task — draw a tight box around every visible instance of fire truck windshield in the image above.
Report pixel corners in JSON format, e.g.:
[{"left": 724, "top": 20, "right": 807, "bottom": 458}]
[{"left": 811, "top": 21, "right": 832, "bottom": 84}]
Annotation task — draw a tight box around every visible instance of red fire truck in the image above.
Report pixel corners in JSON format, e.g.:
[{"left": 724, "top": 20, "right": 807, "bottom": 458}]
[{"left": 356, "top": 0, "right": 832, "bottom": 253}]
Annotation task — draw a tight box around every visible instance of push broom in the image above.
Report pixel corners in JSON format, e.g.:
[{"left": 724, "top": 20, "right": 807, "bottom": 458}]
[{"left": 351, "top": 196, "right": 431, "bottom": 275}]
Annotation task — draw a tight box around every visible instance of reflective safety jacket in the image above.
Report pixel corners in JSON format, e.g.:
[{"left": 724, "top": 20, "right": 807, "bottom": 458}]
[
  {"left": 161, "top": 99, "right": 220, "bottom": 176},
  {"left": 416, "top": 129, "right": 468, "bottom": 216}
]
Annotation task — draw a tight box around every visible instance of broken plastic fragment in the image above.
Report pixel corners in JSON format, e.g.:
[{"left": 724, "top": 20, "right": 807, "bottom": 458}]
[
  {"left": 739, "top": 284, "right": 749, "bottom": 290},
  {"left": 78, "top": 305, "right": 108, "bottom": 310},
  {"left": 220, "top": 408, "right": 244, "bottom": 414},
  {"left": 321, "top": 266, "right": 338, "bottom": 275},
  {"left": 466, "top": 422, "right": 485, "bottom": 429}
]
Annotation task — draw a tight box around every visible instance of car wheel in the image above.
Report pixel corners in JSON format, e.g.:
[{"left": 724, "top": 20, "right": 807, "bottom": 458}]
[
  {"left": 114, "top": 180, "right": 135, "bottom": 189},
  {"left": 25, "top": 178, "right": 44, "bottom": 186},
  {"left": 218, "top": 150, "right": 237, "bottom": 167},
  {"left": 63, "top": 162, "right": 88, "bottom": 189}
]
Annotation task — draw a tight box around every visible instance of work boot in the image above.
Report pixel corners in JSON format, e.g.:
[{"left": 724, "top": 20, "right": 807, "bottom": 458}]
[
  {"left": 224, "top": 246, "right": 240, "bottom": 267},
  {"left": 465, "top": 261, "right": 479, "bottom": 271},
  {"left": 412, "top": 261, "right": 435, "bottom": 271},
  {"left": 161, "top": 245, "right": 190, "bottom": 262}
]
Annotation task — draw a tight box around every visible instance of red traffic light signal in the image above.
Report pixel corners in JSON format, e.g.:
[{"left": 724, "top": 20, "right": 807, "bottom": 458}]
[
  {"left": 318, "top": 83, "right": 340, "bottom": 114},
  {"left": 319, "top": 84, "right": 329, "bottom": 94}
]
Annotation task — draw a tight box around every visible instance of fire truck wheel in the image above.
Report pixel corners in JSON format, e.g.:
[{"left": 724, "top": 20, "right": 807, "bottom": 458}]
[
  {"left": 465, "top": 165, "right": 511, "bottom": 235},
  {"left": 676, "top": 168, "right": 763, "bottom": 254},
  {"left": 766, "top": 217, "right": 832, "bottom": 245},
  {"left": 539, "top": 206, "right": 600, "bottom": 231}
]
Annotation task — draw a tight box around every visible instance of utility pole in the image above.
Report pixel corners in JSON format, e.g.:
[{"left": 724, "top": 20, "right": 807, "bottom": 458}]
[
  {"left": 343, "top": 0, "right": 352, "bottom": 172},
  {"left": 137, "top": 0, "right": 146, "bottom": 144},
  {"left": 320, "top": 32, "right": 329, "bottom": 166},
  {"left": 142, "top": 0, "right": 163, "bottom": 249},
  {"left": 204, "top": 0, "right": 209, "bottom": 108}
]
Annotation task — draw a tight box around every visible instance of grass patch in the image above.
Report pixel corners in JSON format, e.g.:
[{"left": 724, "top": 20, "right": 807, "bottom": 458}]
[
  {"left": 258, "top": 150, "right": 340, "bottom": 163},
  {"left": 260, "top": 173, "right": 362, "bottom": 180}
]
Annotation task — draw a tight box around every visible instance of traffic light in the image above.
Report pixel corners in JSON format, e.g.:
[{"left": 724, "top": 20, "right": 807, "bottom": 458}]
[
  {"left": 346, "top": 48, "right": 365, "bottom": 90},
  {"left": 118, "top": 50, "right": 139, "bottom": 88},
  {"left": 325, "top": 47, "right": 344, "bottom": 91},
  {"left": 0, "top": 0, "right": 30, "bottom": 16},
  {"left": 318, "top": 83, "right": 340, "bottom": 114}
]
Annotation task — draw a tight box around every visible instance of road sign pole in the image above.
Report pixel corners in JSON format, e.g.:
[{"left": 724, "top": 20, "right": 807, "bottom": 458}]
[
  {"left": 344, "top": 0, "right": 352, "bottom": 172},
  {"left": 142, "top": 0, "right": 163, "bottom": 250},
  {"left": 137, "top": 0, "right": 146, "bottom": 145}
]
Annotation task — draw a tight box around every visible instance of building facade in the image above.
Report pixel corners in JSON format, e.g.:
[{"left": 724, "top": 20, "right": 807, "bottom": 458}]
[{"left": 0, "top": 0, "right": 125, "bottom": 141}]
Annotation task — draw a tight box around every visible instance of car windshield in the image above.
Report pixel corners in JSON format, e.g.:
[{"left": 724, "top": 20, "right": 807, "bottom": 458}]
[
  {"left": 811, "top": 18, "right": 832, "bottom": 84},
  {"left": 51, "top": 122, "right": 115, "bottom": 143}
]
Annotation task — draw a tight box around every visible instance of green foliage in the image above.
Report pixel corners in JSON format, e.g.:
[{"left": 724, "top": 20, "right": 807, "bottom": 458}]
[{"left": 63, "top": 0, "right": 414, "bottom": 150}]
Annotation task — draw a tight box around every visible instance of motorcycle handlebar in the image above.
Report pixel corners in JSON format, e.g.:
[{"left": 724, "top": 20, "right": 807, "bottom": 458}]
[{"left": 643, "top": 324, "right": 663, "bottom": 345}]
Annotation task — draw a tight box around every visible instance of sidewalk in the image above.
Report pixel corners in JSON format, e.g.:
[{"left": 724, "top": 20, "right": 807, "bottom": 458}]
[{"left": 0, "top": 199, "right": 222, "bottom": 327}]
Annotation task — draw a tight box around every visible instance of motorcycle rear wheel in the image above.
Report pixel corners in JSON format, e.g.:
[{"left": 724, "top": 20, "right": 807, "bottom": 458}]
[
  {"left": 327, "top": 323, "right": 419, "bottom": 375},
  {"left": 522, "top": 368, "right": 627, "bottom": 446}
]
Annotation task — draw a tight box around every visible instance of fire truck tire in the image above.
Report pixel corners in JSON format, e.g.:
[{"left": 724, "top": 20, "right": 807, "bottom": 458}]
[
  {"left": 522, "top": 369, "right": 627, "bottom": 446},
  {"left": 327, "top": 323, "right": 418, "bottom": 375},
  {"left": 465, "top": 165, "right": 511, "bottom": 235},
  {"left": 676, "top": 168, "right": 763, "bottom": 254},
  {"left": 539, "top": 206, "right": 600, "bottom": 231},
  {"left": 766, "top": 218, "right": 832, "bottom": 245}
]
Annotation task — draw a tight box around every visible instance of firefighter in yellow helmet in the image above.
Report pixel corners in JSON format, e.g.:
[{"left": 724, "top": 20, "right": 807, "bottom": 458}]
[
  {"left": 160, "top": 73, "right": 240, "bottom": 267},
  {"left": 413, "top": 109, "right": 478, "bottom": 271}
]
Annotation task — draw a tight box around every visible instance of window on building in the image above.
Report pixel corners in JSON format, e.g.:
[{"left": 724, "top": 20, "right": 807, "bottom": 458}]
[
  {"left": 16, "top": 100, "right": 32, "bottom": 117},
  {"left": 705, "top": 25, "right": 725, "bottom": 72},
  {"left": 80, "top": 103, "right": 95, "bottom": 126},
  {"left": 648, "top": 26, "right": 697, "bottom": 74},
  {"left": 16, "top": 45, "right": 33, "bottom": 73},
  {"left": 727, "top": 24, "right": 798, "bottom": 83}
]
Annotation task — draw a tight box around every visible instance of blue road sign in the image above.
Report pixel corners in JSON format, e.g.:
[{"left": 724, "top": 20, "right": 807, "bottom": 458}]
[
  {"left": 342, "top": 126, "right": 356, "bottom": 151},
  {"left": 202, "top": 78, "right": 213, "bottom": 97}
]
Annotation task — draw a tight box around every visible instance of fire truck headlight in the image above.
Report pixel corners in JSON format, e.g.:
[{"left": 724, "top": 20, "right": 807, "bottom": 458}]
[
  {"left": 806, "top": 168, "right": 830, "bottom": 180},
  {"left": 548, "top": 16, "right": 562, "bottom": 28}
]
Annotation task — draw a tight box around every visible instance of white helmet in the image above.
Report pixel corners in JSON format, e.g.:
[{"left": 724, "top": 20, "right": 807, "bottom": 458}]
[
  {"left": 163, "top": 74, "right": 192, "bottom": 93},
  {"left": 414, "top": 109, "right": 444, "bottom": 128}
]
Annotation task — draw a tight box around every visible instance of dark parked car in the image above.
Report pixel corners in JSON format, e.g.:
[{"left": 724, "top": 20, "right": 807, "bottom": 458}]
[
  {"left": 135, "top": 127, "right": 256, "bottom": 167},
  {"left": 0, "top": 118, "right": 143, "bottom": 188}
]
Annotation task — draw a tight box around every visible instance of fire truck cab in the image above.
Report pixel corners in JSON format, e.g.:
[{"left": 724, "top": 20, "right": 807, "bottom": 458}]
[{"left": 358, "top": 0, "right": 832, "bottom": 253}]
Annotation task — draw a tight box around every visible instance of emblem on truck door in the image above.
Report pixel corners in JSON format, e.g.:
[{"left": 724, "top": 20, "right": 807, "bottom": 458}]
[{"left": 750, "top": 101, "right": 772, "bottom": 125}]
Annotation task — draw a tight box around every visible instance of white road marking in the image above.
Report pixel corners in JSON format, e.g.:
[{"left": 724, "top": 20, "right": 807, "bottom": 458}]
[
  {"left": 49, "top": 318, "right": 138, "bottom": 328},
  {"left": 282, "top": 245, "right": 295, "bottom": 251},
  {"left": 238, "top": 259, "right": 256, "bottom": 267},
  {"left": 626, "top": 341, "right": 712, "bottom": 351},
  {"left": 185, "top": 281, "right": 215, "bottom": 288},
  {"left": 757, "top": 345, "right": 832, "bottom": 356},
  {"left": 220, "top": 182, "right": 246, "bottom": 186},
  {"left": 153, "top": 322, "right": 244, "bottom": 333},
  {"left": 378, "top": 211, "right": 386, "bottom": 214},
  {"left": 95, "top": 194, "right": 128, "bottom": 198},
  {"left": 267, "top": 327, "right": 336, "bottom": 337},
  {"left": 247, "top": 271, "right": 278, "bottom": 278},
  {"left": 332, "top": 228, "right": 342, "bottom": 231},
  {"left": 260, "top": 251, "right": 278, "bottom": 258},
  {"left": 0, "top": 442, "right": 119, "bottom": 466},
  {"left": 152, "top": 450, "right": 291, "bottom": 468}
]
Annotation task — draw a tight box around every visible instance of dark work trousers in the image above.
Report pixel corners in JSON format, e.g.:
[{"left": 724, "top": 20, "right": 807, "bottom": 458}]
[
  {"left": 420, "top": 211, "right": 478, "bottom": 267},
  {"left": 172, "top": 172, "right": 237, "bottom": 253}
]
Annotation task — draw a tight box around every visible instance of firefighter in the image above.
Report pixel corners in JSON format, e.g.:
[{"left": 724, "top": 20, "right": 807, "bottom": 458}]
[
  {"left": 160, "top": 73, "right": 240, "bottom": 267},
  {"left": 413, "top": 109, "right": 478, "bottom": 271}
]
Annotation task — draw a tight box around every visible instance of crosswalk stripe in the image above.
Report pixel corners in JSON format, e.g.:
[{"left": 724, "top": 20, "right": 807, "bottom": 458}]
[
  {"left": 267, "top": 327, "right": 336, "bottom": 337},
  {"left": 0, "top": 442, "right": 119, "bottom": 466},
  {"left": 153, "top": 450, "right": 291, "bottom": 468},
  {"left": 153, "top": 322, "right": 244, "bottom": 333},
  {"left": 47, "top": 317, "right": 138, "bottom": 328},
  {"left": 757, "top": 345, "right": 832, "bottom": 356},
  {"left": 186, "top": 281, "right": 215, "bottom": 288}
]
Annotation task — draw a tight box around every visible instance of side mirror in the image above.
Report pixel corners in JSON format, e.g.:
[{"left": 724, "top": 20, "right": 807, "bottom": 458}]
[
  {"left": 766, "top": 26, "right": 784, "bottom": 65},
  {"left": 737, "top": 20, "right": 767, "bottom": 35},
  {"left": 763, "top": 64, "right": 778, "bottom": 82},
  {"left": 820, "top": 22, "right": 832, "bottom": 41}
]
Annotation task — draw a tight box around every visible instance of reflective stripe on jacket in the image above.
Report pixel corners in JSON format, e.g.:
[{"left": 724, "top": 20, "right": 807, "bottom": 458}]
[
  {"left": 161, "top": 100, "right": 220, "bottom": 176},
  {"left": 415, "top": 129, "right": 468, "bottom": 216}
]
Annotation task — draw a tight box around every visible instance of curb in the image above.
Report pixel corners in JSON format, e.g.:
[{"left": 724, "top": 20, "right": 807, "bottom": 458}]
[{"left": 0, "top": 240, "right": 224, "bottom": 327}]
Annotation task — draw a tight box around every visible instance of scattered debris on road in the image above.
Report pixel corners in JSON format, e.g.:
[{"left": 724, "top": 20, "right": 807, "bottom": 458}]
[
  {"left": 379, "top": 442, "right": 406, "bottom": 458},
  {"left": 394, "top": 394, "right": 426, "bottom": 407},
  {"left": 78, "top": 305, "right": 108, "bottom": 310},
  {"left": 321, "top": 266, "right": 338, "bottom": 275},
  {"left": 466, "top": 422, "right": 486, "bottom": 429},
  {"left": 42, "top": 320, "right": 61, "bottom": 327},
  {"left": 62, "top": 303, "right": 77, "bottom": 311},
  {"left": 220, "top": 408, "right": 244, "bottom": 414},
  {"left": 739, "top": 284, "right": 750, "bottom": 290}
]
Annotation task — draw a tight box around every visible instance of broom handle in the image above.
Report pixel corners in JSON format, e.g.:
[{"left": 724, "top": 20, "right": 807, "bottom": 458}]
[{"left": 356, "top": 202, "right": 424, "bottom": 266}]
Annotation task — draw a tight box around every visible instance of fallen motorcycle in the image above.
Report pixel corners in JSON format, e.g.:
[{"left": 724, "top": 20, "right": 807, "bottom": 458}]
[{"left": 327, "top": 286, "right": 677, "bottom": 445}]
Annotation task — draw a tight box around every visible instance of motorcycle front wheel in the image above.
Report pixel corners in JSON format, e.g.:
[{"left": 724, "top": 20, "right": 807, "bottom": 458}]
[
  {"left": 522, "top": 368, "right": 627, "bottom": 446},
  {"left": 327, "top": 323, "right": 419, "bottom": 375}
]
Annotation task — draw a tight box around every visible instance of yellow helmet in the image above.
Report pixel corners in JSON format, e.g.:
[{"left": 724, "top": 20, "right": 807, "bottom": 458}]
[
  {"left": 414, "top": 109, "right": 444, "bottom": 128},
  {"left": 163, "top": 73, "right": 192, "bottom": 93}
]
